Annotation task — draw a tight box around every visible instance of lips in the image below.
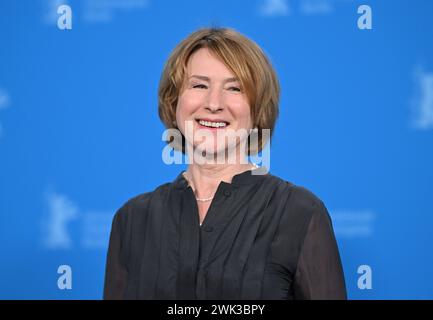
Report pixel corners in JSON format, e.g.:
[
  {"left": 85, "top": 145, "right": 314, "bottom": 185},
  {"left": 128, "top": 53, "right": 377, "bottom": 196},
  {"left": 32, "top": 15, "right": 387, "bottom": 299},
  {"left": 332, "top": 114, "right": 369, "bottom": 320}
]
[
  {"left": 195, "top": 118, "right": 230, "bottom": 129},
  {"left": 195, "top": 118, "right": 230, "bottom": 124}
]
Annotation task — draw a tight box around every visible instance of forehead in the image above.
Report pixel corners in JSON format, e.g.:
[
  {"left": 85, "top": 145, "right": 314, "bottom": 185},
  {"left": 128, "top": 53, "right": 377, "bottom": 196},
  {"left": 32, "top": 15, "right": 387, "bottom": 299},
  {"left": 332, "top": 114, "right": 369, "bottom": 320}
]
[{"left": 186, "top": 47, "right": 236, "bottom": 79}]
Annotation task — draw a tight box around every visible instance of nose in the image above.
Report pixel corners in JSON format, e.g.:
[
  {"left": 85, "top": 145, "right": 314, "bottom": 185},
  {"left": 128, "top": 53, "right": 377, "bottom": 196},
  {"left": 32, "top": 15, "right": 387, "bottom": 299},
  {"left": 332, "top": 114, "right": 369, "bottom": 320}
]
[{"left": 205, "top": 86, "right": 224, "bottom": 113}]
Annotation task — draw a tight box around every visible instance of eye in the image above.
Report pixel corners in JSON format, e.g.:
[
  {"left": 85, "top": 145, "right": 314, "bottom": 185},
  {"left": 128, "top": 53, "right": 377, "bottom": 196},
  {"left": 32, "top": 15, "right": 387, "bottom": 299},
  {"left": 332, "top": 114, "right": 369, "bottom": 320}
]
[
  {"left": 192, "top": 84, "right": 207, "bottom": 89},
  {"left": 228, "top": 86, "right": 241, "bottom": 92}
]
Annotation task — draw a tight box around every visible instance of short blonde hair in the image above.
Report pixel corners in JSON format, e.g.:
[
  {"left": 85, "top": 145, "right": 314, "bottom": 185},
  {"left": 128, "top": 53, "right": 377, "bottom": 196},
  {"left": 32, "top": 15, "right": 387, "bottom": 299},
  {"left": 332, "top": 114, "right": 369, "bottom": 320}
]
[{"left": 158, "top": 27, "right": 280, "bottom": 155}]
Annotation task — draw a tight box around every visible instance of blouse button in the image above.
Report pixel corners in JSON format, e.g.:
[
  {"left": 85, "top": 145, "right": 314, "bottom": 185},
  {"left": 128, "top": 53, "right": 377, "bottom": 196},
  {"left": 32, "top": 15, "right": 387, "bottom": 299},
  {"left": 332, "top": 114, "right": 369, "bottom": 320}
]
[
  {"left": 224, "top": 190, "right": 231, "bottom": 197},
  {"left": 203, "top": 226, "right": 214, "bottom": 232}
]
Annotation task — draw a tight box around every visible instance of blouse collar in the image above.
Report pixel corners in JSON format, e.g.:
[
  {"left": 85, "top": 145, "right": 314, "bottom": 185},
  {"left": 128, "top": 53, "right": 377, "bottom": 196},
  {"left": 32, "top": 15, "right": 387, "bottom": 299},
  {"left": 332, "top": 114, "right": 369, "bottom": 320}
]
[{"left": 173, "top": 166, "right": 269, "bottom": 190}]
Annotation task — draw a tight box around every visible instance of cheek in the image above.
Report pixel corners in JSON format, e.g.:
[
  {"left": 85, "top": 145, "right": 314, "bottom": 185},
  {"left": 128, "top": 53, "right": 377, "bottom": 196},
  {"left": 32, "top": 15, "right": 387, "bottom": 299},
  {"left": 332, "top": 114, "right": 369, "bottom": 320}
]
[
  {"left": 231, "top": 102, "right": 252, "bottom": 125},
  {"left": 175, "top": 94, "right": 199, "bottom": 133},
  {"left": 176, "top": 92, "right": 201, "bottom": 118},
  {"left": 175, "top": 96, "right": 189, "bottom": 123}
]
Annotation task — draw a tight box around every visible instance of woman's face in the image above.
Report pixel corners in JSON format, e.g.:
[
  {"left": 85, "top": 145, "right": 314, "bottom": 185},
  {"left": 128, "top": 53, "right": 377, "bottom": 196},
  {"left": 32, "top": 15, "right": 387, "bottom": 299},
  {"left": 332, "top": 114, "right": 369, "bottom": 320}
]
[{"left": 176, "top": 47, "right": 253, "bottom": 158}]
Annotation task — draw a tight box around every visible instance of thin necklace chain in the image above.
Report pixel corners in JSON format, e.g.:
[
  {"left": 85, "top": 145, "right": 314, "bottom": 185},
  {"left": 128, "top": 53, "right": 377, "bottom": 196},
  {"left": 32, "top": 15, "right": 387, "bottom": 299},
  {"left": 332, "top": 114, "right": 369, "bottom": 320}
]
[{"left": 184, "top": 163, "right": 260, "bottom": 202}]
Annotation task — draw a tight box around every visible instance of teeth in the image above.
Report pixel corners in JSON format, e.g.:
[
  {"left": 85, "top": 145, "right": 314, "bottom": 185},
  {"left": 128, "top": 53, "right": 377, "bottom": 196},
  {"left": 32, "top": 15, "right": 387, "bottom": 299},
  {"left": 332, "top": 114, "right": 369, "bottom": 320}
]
[{"left": 198, "top": 120, "right": 227, "bottom": 128}]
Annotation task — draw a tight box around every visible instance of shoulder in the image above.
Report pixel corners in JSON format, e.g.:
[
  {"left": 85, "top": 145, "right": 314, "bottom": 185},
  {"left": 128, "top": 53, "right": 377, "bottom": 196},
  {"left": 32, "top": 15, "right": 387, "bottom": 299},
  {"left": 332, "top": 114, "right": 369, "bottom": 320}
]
[
  {"left": 112, "top": 181, "right": 173, "bottom": 226},
  {"left": 266, "top": 175, "right": 334, "bottom": 252},
  {"left": 264, "top": 173, "right": 324, "bottom": 206},
  {"left": 288, "top": 183, "right": 326, "bottom": 215},
  {"left": 266, "top": 173, "right": 330, "bottom": 225},
  {"left": 289, "top": 183, "right": 331, "bottom": 228}
]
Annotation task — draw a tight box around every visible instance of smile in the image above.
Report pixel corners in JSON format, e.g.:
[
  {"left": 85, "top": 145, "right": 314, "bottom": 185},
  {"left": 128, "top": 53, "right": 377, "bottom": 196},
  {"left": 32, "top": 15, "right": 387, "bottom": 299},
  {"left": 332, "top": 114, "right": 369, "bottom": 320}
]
[{"left": 196, "top": 118, "right": 230, "bottom": 129}]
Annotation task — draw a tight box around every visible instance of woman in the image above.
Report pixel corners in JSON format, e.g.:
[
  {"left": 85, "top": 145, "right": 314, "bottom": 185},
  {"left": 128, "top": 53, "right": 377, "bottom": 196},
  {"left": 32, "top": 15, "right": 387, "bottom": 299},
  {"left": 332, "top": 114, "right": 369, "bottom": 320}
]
[{"left": 103, "top": 27, "right": 347, "bottom": 300}]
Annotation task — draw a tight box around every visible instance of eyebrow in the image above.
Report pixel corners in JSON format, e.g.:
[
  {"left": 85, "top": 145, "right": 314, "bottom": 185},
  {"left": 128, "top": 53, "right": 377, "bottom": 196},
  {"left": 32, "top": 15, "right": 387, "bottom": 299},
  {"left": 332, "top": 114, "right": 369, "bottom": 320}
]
[{"left": 189, "top": 74, "right": 239, "bottom": 83}]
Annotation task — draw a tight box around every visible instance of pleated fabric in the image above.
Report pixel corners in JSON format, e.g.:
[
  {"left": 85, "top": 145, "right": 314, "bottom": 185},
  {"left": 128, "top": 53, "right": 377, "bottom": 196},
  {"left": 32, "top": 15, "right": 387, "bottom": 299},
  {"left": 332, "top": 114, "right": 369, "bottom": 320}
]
[{"left": 104, "top": 168, "right": 347, "bottom": 300}]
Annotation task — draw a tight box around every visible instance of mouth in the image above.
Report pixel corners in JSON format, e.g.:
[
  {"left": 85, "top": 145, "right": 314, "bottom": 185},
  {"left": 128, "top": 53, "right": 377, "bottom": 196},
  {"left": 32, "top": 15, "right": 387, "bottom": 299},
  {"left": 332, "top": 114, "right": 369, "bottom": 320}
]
[{"left": 195, "top": 118, "right": 230, "bottom": 129}]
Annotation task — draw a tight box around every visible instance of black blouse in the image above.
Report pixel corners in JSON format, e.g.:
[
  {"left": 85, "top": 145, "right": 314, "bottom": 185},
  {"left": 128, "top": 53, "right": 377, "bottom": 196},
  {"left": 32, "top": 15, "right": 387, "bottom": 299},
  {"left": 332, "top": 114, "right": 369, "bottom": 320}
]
[{"left": 103, "top": 168, "right": 347, "bottom": 300}]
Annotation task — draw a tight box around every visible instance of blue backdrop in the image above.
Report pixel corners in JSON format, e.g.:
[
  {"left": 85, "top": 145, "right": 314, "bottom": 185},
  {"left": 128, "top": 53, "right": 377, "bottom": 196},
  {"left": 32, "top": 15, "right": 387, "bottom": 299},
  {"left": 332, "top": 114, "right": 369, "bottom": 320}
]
[{"left": 1, "top": 0, "right": 432, "bottom": 299}]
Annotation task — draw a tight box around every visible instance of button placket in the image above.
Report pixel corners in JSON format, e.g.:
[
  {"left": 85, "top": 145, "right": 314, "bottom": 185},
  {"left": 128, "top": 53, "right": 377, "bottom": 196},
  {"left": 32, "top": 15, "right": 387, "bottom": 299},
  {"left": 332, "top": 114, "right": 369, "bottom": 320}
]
[
  {"left": 198, "top": 184, "right": 238, "bottom": 267},
  {"left": 202, "top": 225, "right": 214, "bottom": 232}
]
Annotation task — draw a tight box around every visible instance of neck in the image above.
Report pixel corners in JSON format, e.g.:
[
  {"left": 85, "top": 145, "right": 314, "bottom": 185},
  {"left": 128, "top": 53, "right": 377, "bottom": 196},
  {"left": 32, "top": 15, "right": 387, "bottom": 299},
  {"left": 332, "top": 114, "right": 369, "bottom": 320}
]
[{"left": 184, "top": 162, "right": 255, "bottom": 200}]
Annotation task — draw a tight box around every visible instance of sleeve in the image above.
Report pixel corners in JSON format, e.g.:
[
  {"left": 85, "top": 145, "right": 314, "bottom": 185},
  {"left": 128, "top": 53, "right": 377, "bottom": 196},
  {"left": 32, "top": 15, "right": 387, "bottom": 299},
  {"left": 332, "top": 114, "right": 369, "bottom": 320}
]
[
  {"left": 103, "top": 204, "right": 129, "bottom": 300},
  {"left": 293, "top": 200, "right": 347, "bottom": 300}
]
